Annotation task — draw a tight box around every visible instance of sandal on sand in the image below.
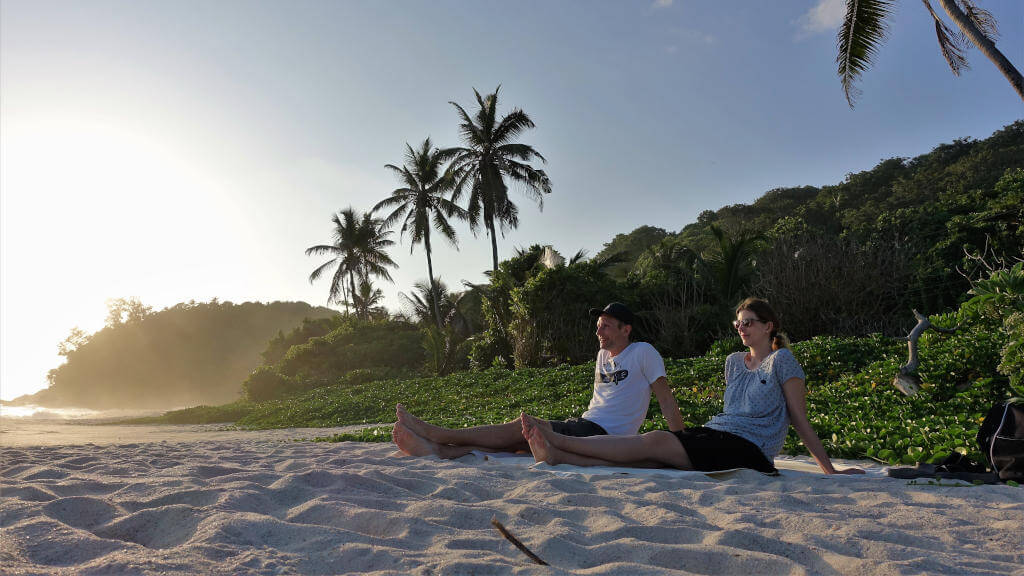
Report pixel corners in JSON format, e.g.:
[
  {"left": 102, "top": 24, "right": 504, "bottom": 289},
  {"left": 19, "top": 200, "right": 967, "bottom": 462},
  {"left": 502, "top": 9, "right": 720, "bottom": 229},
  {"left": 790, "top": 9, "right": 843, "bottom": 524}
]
[{"left": 887, "top": 462, "right": 1000, "bottom": 484}]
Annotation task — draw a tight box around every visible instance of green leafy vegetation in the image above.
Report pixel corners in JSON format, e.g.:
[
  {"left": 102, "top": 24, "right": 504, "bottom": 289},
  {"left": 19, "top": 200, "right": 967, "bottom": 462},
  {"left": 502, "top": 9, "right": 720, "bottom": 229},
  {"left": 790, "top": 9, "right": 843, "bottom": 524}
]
[
  {"left": 242, "top": 318, "right": 424, "bottom": 401},
  {"left": 959, "top": 258, "right": 1024, "bottom": 396},
  {"left": 151, "top": 322, "right": 1013, "bottom": 466}
]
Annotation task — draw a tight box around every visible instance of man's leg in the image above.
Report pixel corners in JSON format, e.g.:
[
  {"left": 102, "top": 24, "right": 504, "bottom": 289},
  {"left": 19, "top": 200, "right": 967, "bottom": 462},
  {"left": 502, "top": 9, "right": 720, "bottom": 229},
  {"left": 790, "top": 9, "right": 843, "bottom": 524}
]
[
  {"left": 395, "top": 404, "right": 546, "bottom": 454},
  {"left": 522, "top": 413, "right": 693, "bottom": 469},
  {"left": 392, "top": 423, "right": 479, "bottom": 459}
]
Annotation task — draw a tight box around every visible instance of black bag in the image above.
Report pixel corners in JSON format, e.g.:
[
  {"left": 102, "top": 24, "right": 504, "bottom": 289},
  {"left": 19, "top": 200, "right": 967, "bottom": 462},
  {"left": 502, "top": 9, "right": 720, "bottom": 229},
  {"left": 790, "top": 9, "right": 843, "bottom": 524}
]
[{"left": 977, "top": 400, "right": 1024, "bottom": 482}]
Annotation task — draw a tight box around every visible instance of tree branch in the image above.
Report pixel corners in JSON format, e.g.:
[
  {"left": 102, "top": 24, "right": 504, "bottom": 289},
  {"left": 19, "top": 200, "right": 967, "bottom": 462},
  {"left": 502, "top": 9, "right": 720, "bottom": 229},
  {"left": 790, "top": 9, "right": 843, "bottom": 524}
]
[
  {"left": 491, "top": 517, "right": 547, "bottom": 565},
  {"left": 893, "top": 309, "right": 958, "bottom": 396}
]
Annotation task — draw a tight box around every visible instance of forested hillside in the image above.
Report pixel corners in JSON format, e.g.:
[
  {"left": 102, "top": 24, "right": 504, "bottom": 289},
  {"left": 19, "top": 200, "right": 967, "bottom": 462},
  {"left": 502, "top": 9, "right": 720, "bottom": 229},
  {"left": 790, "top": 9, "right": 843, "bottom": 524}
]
[
  {"left": 235, "top": 123, "right": 1023, "bottom": 402},
  {"left": 594, "top": 121, "right": 1023, "bottom": 347},
  {"left": 11, "top": 300, "right": 337, "bottom": 409}
]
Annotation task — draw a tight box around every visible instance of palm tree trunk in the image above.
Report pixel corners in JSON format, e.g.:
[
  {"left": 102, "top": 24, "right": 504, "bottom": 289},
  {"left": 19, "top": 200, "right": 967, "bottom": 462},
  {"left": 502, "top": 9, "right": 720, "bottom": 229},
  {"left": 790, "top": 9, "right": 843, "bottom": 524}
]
[
  {"left": 424, "top": 232, "right": 443, "bottom": 330},
  {"left": 481, "top": 168, "right": 501, "bottom": 273},
  {"left": 349, "top": 271, "right": 360, "bottom": 320},
  {"left": 487, "top": 218, "right": 500, "bottom": 273},
  {"left": 938, "top": 0, "right": 1024, "bottom": 102}
]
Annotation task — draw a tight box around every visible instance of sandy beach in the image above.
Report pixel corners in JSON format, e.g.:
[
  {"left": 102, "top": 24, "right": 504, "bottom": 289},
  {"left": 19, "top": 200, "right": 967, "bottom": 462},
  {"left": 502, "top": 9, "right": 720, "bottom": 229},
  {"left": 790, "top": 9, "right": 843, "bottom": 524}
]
[{"left": 2, "top": 424, "right": 1022, "bottom": 575}]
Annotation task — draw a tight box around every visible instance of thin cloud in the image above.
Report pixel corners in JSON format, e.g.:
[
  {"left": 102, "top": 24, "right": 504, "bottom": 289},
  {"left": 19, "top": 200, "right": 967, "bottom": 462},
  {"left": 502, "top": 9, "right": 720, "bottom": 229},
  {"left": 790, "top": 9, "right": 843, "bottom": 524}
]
[
  {"left": 667, "top": 26, "right": 716, "bottom": 47},
  {"left": 796, "top": 0, "right": 845, "bottom": 36},
  {"left": 652, "top": 0, "right": 673, "bottom": 9}
]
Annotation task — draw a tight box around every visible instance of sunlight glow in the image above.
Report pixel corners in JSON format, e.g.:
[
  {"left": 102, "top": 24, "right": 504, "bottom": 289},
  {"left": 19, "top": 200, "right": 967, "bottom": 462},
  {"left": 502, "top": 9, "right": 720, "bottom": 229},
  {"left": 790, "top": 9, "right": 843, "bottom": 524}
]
[{"left": 1, "top": 112, "right": 234, "bottom": 401}]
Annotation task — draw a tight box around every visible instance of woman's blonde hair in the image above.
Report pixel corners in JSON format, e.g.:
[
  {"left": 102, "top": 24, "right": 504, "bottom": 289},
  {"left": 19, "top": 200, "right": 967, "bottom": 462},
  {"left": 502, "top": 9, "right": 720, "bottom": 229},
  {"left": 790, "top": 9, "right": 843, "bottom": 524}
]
[{"left": 735, "top": 297, "right": 790, "bottom": 350}]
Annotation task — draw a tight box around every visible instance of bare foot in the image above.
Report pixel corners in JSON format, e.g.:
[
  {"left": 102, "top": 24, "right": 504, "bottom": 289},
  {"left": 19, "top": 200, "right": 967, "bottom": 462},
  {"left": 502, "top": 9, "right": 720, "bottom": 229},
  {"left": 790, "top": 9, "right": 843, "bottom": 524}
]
[
  {"left": 396, "top": 403, "right": 445, "bottom": 442},
  {"left": 524, "top": 424, "right": 564, "bottom": 465},
  {"left": 520, "top": 412, "right": 537, "bottom": 439},
  {"left": 520, "top": 412, "right": 557, "bottom": 444},
  {"left": 392, "top": 422, "right": 442, "bottom": 457}
]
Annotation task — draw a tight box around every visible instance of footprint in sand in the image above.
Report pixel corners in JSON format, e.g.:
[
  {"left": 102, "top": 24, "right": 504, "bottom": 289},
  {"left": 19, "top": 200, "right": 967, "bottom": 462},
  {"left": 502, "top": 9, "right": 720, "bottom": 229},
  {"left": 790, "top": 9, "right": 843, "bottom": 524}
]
[
  {"left": 58, "top": 455, "right": 101, "bottom": 469},
  {"left": 192, "top": 464, "right": 245, "bottom": 479},
  {"left": 122, "top": 488, "right": 222, "bottom": 512},
  {"left": 3, "top": 484, "right": 58, "bottom": 502},
  {"left": 43, "top": 496, "right": 120, "bottom": 529},
  {"left": 12, "top": 519, "right": 124, "bottom": 566},
  {"left": 92, "top": 504, "right": 204, "bottom": 549},
  {"left": 20, "top": 467, "right": 71, "bottom": 481}
]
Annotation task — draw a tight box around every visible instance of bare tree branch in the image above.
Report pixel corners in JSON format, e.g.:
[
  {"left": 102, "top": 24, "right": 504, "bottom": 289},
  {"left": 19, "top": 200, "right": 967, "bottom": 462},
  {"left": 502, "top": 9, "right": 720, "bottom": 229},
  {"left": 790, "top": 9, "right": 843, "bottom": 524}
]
[{"left": 893, "top": 309, "right": 958, "bottom": 396}]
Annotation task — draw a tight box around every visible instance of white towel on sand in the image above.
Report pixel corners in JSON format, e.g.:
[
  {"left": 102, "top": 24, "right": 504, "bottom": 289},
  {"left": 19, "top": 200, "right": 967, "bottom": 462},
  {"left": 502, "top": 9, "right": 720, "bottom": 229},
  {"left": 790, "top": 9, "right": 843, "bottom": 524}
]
[{"left": 465, "top": 450, "right": 891, "bottom": 480}]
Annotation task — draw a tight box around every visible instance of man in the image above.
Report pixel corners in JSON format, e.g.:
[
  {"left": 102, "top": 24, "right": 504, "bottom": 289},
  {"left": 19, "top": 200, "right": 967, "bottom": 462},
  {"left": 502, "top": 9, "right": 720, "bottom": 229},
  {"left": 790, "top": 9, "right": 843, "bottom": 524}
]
[{"left": 392, "top": 302, "right": 685, "bottom": 458}]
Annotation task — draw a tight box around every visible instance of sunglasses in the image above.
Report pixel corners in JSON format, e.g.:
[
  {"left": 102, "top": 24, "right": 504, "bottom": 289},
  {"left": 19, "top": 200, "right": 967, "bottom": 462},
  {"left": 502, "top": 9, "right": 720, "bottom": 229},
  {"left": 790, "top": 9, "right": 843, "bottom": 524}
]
[{"left": 733, "top": 318, "right": 763, "bottom": 329}]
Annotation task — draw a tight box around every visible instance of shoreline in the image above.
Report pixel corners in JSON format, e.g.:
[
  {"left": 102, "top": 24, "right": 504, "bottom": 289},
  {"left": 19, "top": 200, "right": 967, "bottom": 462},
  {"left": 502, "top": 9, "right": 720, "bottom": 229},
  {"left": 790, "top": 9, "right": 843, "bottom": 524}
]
[{"left": 0, "top": 419, "right": 388, "bottom": 448}]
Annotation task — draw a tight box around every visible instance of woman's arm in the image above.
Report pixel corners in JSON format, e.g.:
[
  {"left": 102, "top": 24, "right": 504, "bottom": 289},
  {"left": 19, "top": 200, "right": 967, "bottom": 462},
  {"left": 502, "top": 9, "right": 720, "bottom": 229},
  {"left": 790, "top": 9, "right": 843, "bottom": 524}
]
[
  {"left": 781, "top": 377, "right": 864, "bottom": 475},
  {"left": 651, "top": 376, "right": 686, "bottom": 432}
]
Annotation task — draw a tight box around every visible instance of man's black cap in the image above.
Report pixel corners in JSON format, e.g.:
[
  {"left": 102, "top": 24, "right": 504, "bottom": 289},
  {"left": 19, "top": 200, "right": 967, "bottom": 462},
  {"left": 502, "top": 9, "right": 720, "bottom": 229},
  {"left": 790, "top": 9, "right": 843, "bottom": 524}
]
[{"left": 589, "top": 302, "right": 634, "bottom": 326}]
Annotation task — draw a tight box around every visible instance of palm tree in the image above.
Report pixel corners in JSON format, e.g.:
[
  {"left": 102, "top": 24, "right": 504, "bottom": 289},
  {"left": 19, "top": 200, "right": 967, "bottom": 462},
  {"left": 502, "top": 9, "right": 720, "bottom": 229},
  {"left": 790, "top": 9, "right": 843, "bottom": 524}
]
[
  {"left": 305, "top": 208, "right": 359, "bottom": 312},
  {"left": 838, "top": 0, "right": 1023, "bottom": 106},
  {"left": 445, "top": 86, "right": 552, "bottom": 273},
  {"left": 350, "top": 279, "right": 387, "bottom": 320},
  {"left": 306, "top": 208, "right": 397, "bottom": 319},
  {"left": 374, "top": 138, "right": 468, "bottom": 329},
  {"left": 401, "top": 278, "right": 476, "bottom": 375},
  {"left": 400, "top": 278, "right": 459, "bottom": 328},
  {"left": 705, "top": 224, "right": 764, "bottom": 305}
]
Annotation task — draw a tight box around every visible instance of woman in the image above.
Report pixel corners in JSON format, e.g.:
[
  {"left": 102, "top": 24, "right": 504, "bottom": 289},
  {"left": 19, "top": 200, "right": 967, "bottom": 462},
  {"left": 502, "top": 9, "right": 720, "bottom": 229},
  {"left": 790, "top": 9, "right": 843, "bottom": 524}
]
[{"left": 522, "top": 297, "right": 863, "bottom": 475}]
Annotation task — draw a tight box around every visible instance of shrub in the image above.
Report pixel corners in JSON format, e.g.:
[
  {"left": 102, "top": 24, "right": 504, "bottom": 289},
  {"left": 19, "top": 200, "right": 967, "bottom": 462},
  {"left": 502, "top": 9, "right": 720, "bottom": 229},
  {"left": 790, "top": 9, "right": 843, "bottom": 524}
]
[{"left": 243, "top": 366, "right": 294, "bottom": 402}]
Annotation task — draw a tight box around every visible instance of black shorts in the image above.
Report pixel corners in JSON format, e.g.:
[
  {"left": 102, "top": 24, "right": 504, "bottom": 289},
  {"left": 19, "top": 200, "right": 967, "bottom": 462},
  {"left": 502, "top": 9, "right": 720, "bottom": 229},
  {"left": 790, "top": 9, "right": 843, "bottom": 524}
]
[
  {"left": 671, "top": 427, "right": 777, "bottom": 473},
  {"left": 550, "top": 417, "right": 608, "bottom": 437}
]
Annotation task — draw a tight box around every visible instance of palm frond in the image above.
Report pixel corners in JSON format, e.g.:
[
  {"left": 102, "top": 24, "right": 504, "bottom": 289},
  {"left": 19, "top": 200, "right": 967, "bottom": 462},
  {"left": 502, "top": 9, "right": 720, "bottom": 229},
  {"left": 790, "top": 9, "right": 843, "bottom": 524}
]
[
  {"left": 837, "top": 0, "right": 896, "bottom": 107},
  {"left": 377, "top": 203, "right": 410, "bottom": 233},
  {"left": 923, "top": 0, "right": 968, "bottom": 75},
  {"left": 434, "top": 146, "right": 464, "bottom": 164},
  {"left": 436, "top": 196, "right": 469, "bottom": 220},
  {"left": 491, "top": 109, "right": 536, "bottom": 145},
  {"left": 327, "top": 262, "right": 348, "bottom": 305},
  {"left": 433, "top": 211, "right": 460, "bottom": 247},
  {"left": 304, "top": 244, "right": 339, "bottom": 257},
  {"left": 569, "top": 249, "right": 588, "bottom": 265},
  {"left": 449, "top": 101, "right": 484, "bottom": 145},
  {"left": 496, "top": 142, "right": 546, "bottom": 163},
  {"left": 957, "top": 0, "right": 998, "bottom": 42},
  {"left": 308, "top": 259, "right": 337, "bottom": 283},
  {"left": 590, "top": 250, "right": 632, "bottom": 272}
]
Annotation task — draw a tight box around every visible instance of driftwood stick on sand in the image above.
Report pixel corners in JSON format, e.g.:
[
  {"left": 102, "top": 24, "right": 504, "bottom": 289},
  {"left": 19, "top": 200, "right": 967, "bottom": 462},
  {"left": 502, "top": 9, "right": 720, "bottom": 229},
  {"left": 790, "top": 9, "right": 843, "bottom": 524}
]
[
  {"left": 491, "top": 516, "right": 548, "bottom": 565},
  {"left": 894, "top": 309, "right": 958, "bottom": 396}
]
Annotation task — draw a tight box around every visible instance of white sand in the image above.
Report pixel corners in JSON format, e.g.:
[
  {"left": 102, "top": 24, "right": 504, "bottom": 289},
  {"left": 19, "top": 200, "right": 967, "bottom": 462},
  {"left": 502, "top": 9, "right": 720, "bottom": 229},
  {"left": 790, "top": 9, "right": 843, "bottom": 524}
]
[{"left": 2, "top": 427, "right": 1022, "bottom": 575}]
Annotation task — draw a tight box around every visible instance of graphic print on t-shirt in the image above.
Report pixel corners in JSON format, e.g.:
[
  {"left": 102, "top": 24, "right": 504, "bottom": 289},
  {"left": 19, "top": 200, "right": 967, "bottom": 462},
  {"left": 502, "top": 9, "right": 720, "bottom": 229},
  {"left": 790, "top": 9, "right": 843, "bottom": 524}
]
[{"left": 599, "top": 369, "right": 629, "bottom": 385}]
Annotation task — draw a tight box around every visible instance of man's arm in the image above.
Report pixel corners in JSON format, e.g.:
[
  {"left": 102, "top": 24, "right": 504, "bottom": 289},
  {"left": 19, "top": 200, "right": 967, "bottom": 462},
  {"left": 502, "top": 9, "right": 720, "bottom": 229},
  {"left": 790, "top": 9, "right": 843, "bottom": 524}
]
[{"left": 650, "top": 376, "right": 686, "bottom": 432}]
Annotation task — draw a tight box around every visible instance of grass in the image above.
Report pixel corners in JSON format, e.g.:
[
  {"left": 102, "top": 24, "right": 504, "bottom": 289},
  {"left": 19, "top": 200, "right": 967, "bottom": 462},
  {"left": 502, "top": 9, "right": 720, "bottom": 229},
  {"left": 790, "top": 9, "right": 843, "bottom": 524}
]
[{"left": 129, "top": 327, "right": 1013, "bottom": 466}]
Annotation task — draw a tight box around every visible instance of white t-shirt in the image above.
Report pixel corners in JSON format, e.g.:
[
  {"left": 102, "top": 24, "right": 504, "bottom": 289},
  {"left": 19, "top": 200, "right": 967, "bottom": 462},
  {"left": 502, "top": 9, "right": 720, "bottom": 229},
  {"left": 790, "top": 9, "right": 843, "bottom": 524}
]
[{"left": 581, "top": 342, "right": 667, "bottom": 435}]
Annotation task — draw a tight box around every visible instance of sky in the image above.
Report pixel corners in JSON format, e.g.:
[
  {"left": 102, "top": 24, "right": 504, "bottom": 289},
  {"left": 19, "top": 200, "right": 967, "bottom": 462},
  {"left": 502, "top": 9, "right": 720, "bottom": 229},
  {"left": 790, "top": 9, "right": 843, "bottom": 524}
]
[{"left": 1, "top": 0, "right": 1022, "bottom": 401}]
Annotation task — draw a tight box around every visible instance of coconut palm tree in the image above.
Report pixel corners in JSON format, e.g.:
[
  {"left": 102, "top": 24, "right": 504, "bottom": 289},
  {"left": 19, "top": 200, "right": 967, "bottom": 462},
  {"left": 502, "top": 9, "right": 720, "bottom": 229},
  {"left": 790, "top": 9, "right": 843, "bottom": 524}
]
[
  {"left": 705, "top": 224, "right": 764, "bottom": 306},
  {"left": 401, "top": 278, "right": 476, "bottom": 375},
  {"left": 306, "top": 208, "right": 397, "bottom": 318},
  {"left": 445, "top": 86, "right": 552, "bottom": 273},
  {"left": 305, "top": 208, "right": 359, "bottom": 312},
  {"left": 838, "top": 0, "right": 1023, "bottom": 106},
  {"left": 349, "top": 279, "right": 387, "bottom": 320},
  {"left": 400, "top": 278, "right": 459, "bottom": 328},
  {"left": 374, "top": 138, "right": 468, "bottom": 329}
]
